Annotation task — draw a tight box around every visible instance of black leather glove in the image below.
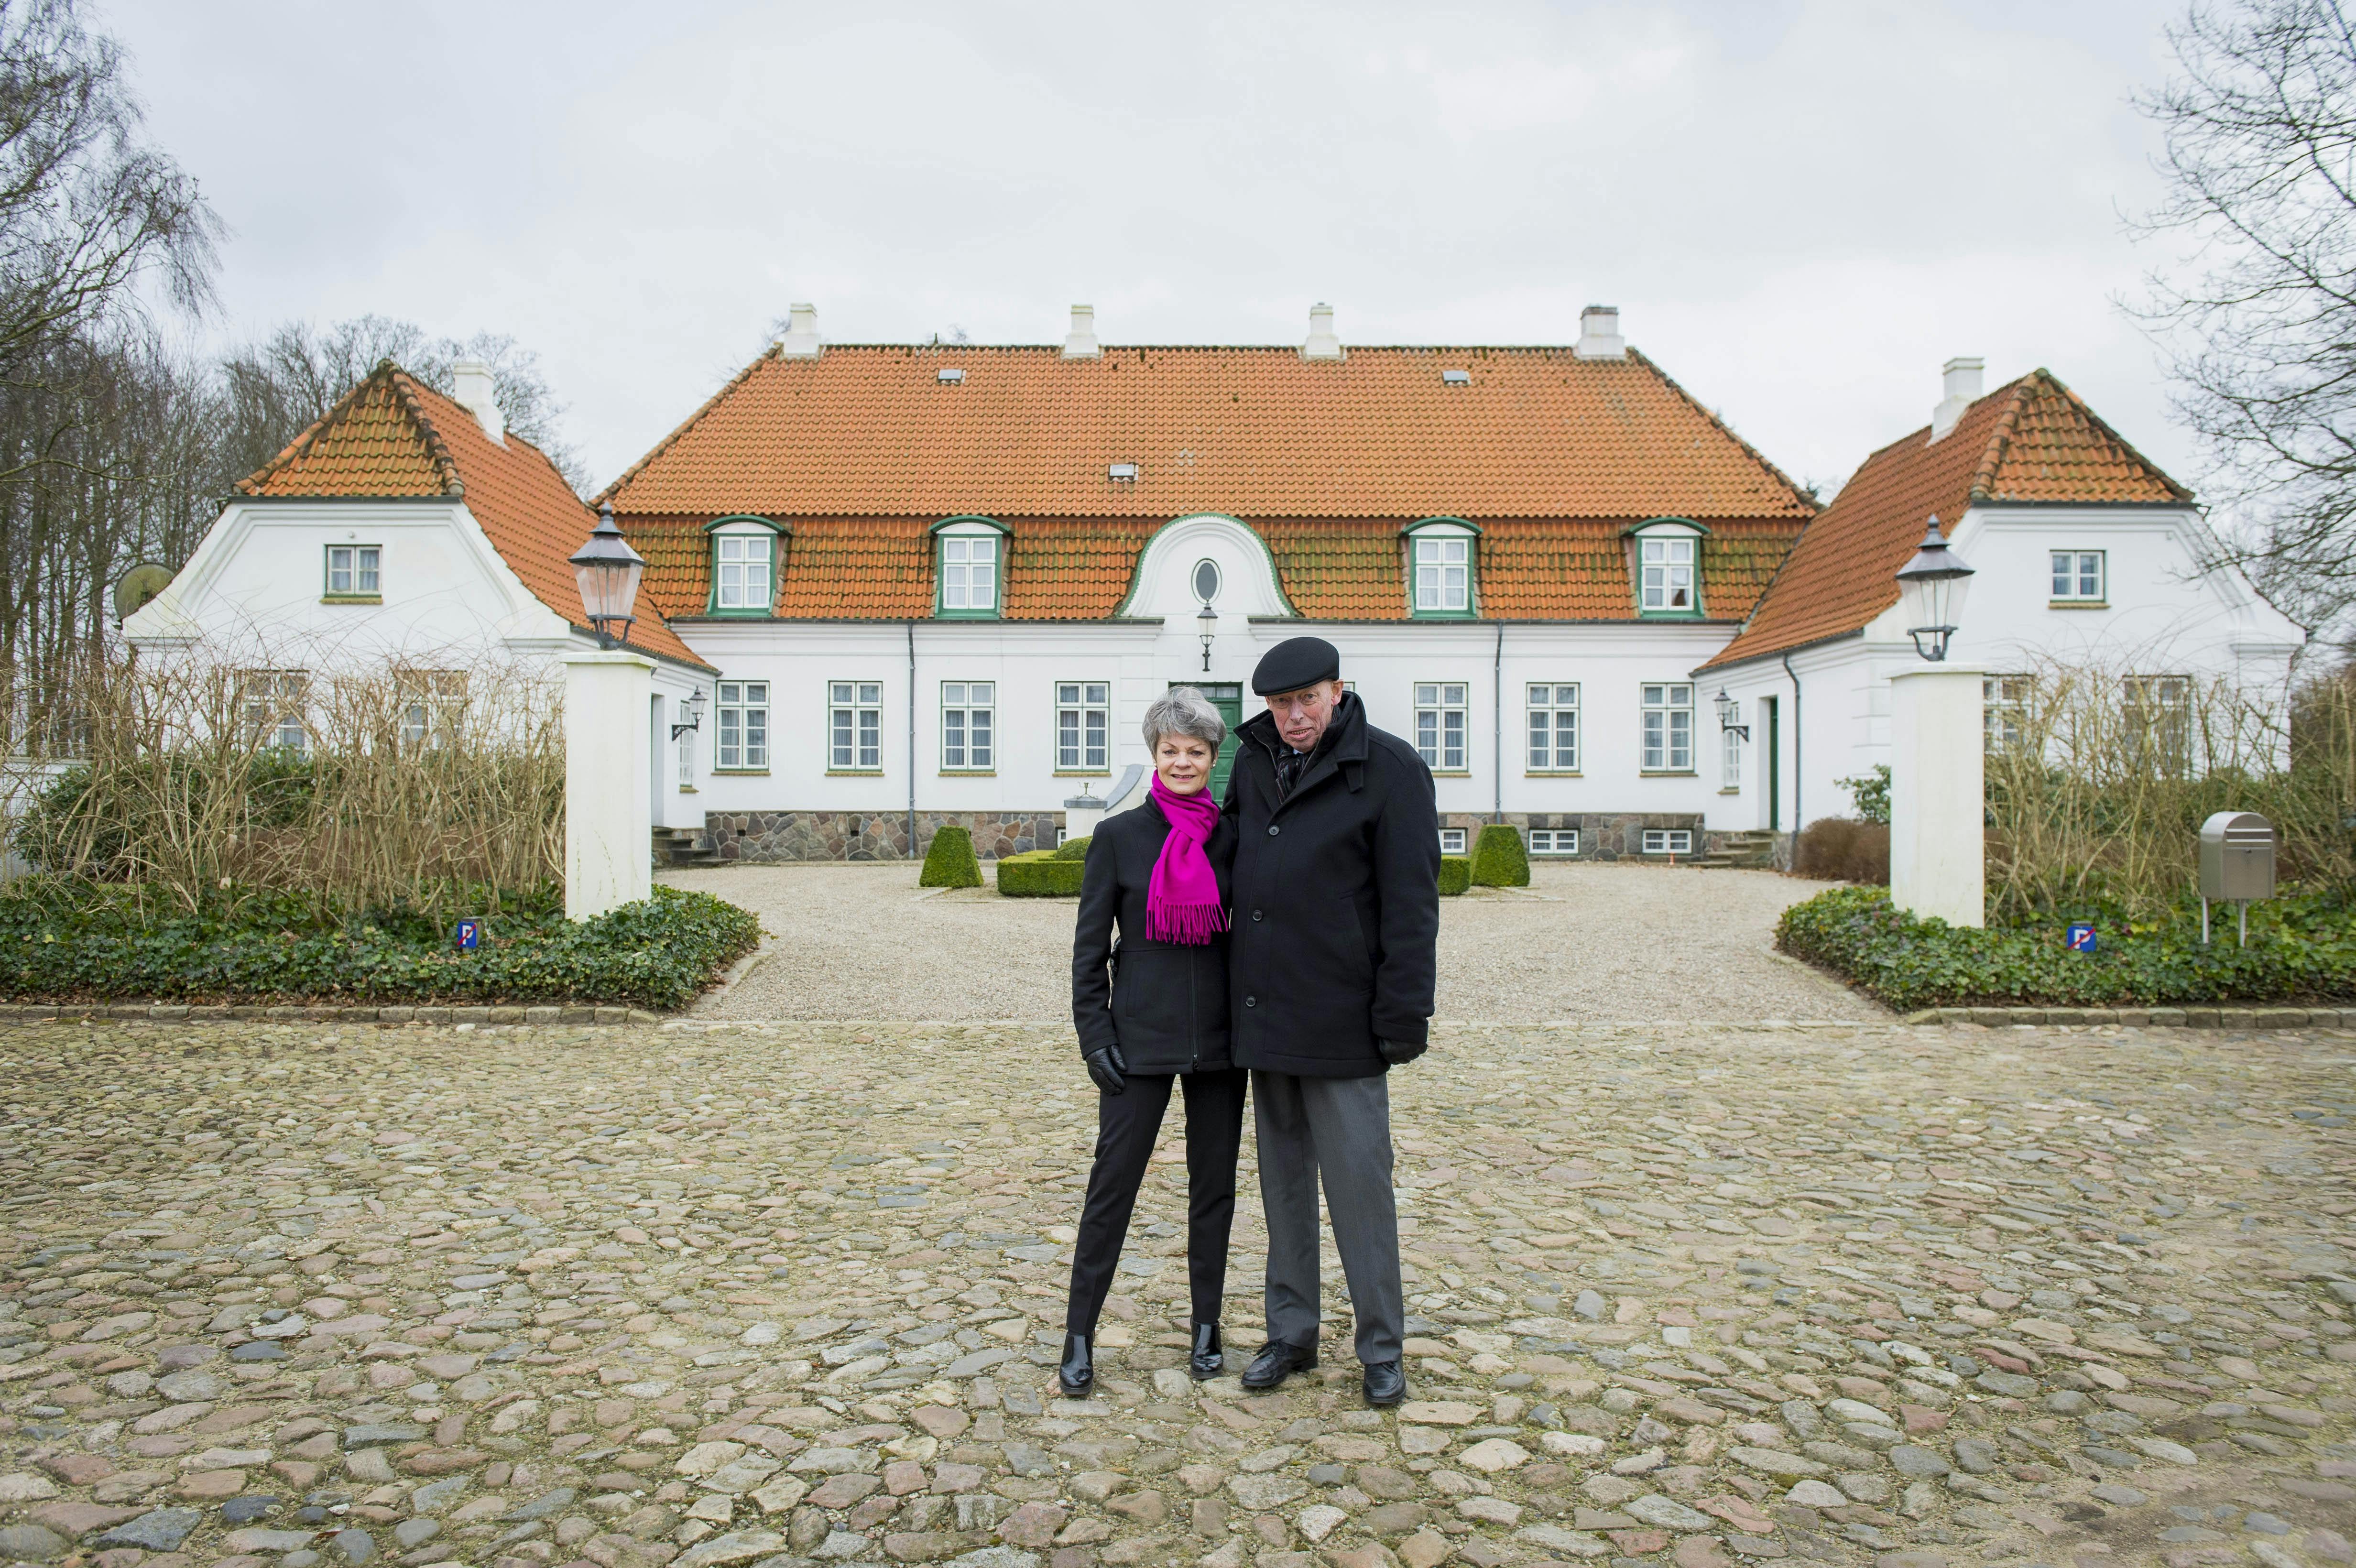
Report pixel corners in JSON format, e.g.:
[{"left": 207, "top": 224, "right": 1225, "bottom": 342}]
[
  {"left": 1085, "top": 1045, "right": 1128, "bottom": 1095},
  {"left": 1378, "top": 1037, "right": 1428, "bottom": 1067}
]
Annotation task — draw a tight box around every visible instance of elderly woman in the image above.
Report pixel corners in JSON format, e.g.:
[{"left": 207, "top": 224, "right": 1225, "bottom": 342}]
[{"left": 1060, "top": 686, "right": 1244, "bottom": 1397}]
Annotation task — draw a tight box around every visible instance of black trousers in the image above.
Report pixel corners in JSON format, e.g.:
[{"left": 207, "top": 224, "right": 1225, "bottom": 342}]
[{"left": 1064, "top": 1067, "right": 1249, "bottom": 1335}]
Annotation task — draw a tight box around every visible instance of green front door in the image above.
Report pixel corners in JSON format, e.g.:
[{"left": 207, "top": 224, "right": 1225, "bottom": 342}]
[{"left": 1184, "top": 682, "right": 1245, "bottom": 800}]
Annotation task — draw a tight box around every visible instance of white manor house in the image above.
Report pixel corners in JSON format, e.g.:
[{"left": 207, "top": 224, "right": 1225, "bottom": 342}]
[{"left": 127, "top": 304, "right": 2305, "bottom": 864}]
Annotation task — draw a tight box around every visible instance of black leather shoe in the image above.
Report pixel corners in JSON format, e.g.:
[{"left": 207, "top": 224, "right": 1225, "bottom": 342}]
[
  {"left": 1189, "top": 1322, "right": 1223, "bottom": 1380},
  {"left": 1240, "top": 1339, "right": 1317, "bottom": 1390},
  {"left": 1361, "top": 1359, "right": 1407, "bottom": 1407},
  {"left": 1058, "top": 1331, "right": 1093, "bottom": 1398}
]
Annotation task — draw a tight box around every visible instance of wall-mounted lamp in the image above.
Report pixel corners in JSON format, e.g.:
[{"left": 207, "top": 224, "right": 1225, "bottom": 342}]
[
  {"left": 1713, "top": 688, "right": 1748, "bottom": 742},
  {"left": 670, "top": 687, "right": 708, "bottom": 741}
]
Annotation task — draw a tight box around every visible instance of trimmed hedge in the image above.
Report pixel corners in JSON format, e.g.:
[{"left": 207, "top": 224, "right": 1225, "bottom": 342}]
[
  {"left": 920, "top": 825, "right": 983, "bottom": 888},
  {"left": 1776, "top": 885, "right": 2356, "bottom": 1012},
  {"left": 1439, "top": 856, "right": 1471, "bottom": 897},
  {"left": 998, "top": 850, "right": 1086, "bottom": 897},
  {"left": 1055, "top": 836, "right": 1092, "bottom": 861},
  {"left": 0, "top": 882, "right": 761, "bottom": 1011},
  {"left": 1470, "top": 824, "right": 1530, "bottom": 887}
]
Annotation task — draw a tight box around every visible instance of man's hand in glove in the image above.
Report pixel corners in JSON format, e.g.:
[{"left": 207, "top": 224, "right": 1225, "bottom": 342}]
[
  {"left": 1378, "top": 1038, "right": 1428, "bottom": 1067},
  {"left": 1085, "top": 1045, "right": 1129, "bottom": 1094}
]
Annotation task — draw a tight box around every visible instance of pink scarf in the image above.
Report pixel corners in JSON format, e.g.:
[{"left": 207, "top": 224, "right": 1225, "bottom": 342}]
[{"left": 1146, "top": 773, "right": 1226, "bottom": 945}]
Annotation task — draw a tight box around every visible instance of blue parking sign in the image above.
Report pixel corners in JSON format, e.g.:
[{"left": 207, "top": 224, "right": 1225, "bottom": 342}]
[
  {"left": 456, "top": 919, "right": 481, "bottom": 951},
  {"left": 2066, "top": 922, "right": 2096, "bottom": 953}
]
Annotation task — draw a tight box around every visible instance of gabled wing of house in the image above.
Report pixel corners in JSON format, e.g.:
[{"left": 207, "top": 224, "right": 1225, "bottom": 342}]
[
  {"left": 1700, "top": 369, "right": 2194, "bottom": 671},
  {"left": 596, "top": 343, "right": 1819, "bottom": 624},
  {"left": 242, "top": 363, "right": 711, "bottom": 670}
]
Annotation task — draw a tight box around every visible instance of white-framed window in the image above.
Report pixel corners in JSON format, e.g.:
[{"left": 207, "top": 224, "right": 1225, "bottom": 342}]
[
  {"left": 2124, "top": 674, "right": 2192, "bottom": 773},
  {"left": 942, "top": 681, "right": 995, "bottom": 770},
  {"left": 717, "top": 681, "right": 769, "bottom": 771},
  {"left": 1412, "top": 534, "right": 1471, "bottom": 614},
  {"left": 939, "top": 533, "right": 999, "bottom": 614},
  {"left": 679, "top": 719, "right": 695, "bottom": 788},
  {"left": 1642, "top": 683, "right": 1693, "bottom": 771},
  {"left": 1720, "top": 720, "right": 1742, "bottom": 791},
  {"left": 1056, "top": 682, "right": 1110, "bottom": 771},
  {"left": 1638, "top": 534, "right": 1696, "bottom": 613},
  {"left": 1984, "top": 675, "right": 2032, "bottom": 752},
  {"left": 1438, "top": 828, "right": 1467, "bottom": 854},
  {"left": 2051, "top": 550, "right": 2105, "bottom": 603},
  {"left": 715, "top": 532, "right": 774, "bottom": 611},
  {"left": 325, "top": 544, "right": 380, "bottom": 598},
  {"left": 242, "top": 671, "right": 307, "bottom": 752},
  {"left": 1528, "top": 828, "right": 1579, "bottom": 856},
  {"left": 1415, "top": 682, "right": 1469, "bottom": 771},
  {"left": 1527, "top": 683, "right": 1579, "bottom": 771},
  {"left": 1642, "top": 828, "right": 1693, "bottom": 855},
  {"left": 397, "top": 668, "right": 465, "bottom": 747},
  {"left": 829, "top": 681, "right": 882, "bottom": 771}
]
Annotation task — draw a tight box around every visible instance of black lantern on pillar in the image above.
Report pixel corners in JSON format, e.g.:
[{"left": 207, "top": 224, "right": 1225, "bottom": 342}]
[
  {"left": 569, "top": 502, "right": 646, "bottom": 649},
  {"left": 1894, "top": 515, "right": 1974, "bottom": 662},
  {"left": 1197, "top": 601, "right": 1217, "bottom": 673}
]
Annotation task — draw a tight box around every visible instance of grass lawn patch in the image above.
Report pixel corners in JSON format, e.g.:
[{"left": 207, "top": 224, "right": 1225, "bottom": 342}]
[
  {"left": 1777, "top": 885, "right": 2356, "bottom": 1012},
  {"left": 0, "top": 881, "right": 761, "bottom": 1011}
]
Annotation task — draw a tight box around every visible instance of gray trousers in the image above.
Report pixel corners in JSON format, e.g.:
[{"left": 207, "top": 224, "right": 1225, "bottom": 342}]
[{"left": 1252, "top": 1068, "right": 1405, "bottom": 1365}]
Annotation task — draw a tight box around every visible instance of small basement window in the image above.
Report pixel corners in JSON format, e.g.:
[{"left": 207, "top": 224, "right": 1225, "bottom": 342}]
[
  {"left": 937, "top": 367, "right": 965, "bottom": 384},
  {"left": 1108, "top": 462, "right": 1139, "bottom": 481},
  {"left": 1642, "top": 829, "right": 1693, "bottom": 856},
  {"left": 1441, "top": 369, "right": 1471, "bottom": 385},
  {"left": 1528, "top": 828, "right": 1578, "bottom": 856},
  {"left": 1438, "top": 828, "right": 1467, "bottom": 854}
]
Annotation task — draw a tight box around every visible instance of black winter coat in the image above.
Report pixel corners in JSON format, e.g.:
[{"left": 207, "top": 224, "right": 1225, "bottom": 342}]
[
  {"left": 1223, "top": 692, "right": 1440, "bottom": 1077},
  {"left": 1070, "top": 796, "right": 1236, "bottom": 1074}
]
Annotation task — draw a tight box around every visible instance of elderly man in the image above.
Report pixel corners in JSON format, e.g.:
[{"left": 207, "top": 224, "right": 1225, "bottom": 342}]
[{"left": 1223, "top": 635, "right": 1439, "bottom": 1406}]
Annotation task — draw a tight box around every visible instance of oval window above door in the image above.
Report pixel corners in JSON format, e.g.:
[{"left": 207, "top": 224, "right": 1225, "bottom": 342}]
[{"left": 1193, "top": 558, "right": 1222, "bottom": 603}]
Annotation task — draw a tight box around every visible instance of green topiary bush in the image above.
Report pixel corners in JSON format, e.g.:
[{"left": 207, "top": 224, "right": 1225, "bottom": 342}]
[
  {"left": 1055, "top": 835, "right": 1091, "bottom": 861},
  {"left": 0, "top": 881, "right": 759, "bottom": 1010},
  {"left": 1469, "top": 824, "right": 1530, "bottom": 887},
  {"left": 998, "top": 850, "right": 1086, "bottom": 896},
  {"left": 1438, "top": 856, "right": 1471, "bottom": 896},
  {"left": 919, "top": 825, "right": 983, "bottom": 888}
]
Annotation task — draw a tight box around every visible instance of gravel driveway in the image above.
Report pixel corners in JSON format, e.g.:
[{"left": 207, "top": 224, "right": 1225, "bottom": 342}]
[{"left": 660, "top": 860, "right": 1880, "bottom": 1024}]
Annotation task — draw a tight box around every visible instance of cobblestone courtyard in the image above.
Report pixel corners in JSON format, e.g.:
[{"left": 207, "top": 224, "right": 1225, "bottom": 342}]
[{"left": 4, "top": 1017, "right": 2356, "bottom": 1568}]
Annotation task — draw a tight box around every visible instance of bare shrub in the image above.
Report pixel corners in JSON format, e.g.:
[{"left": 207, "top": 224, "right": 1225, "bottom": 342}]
[
  {"left": 1, "top": 637, "right": 561, "bottom": 919},
  {"left": 1794, "top": 817, "right": 1890, "bottom": 884},
  {"left": 1984, "top": 654, "right": 2354, "bottom": 921}
]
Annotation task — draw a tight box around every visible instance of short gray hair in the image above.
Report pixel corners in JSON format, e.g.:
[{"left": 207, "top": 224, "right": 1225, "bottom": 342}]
[{"left": 1145, "top": 686, "right": 1227, "bottom": 753}]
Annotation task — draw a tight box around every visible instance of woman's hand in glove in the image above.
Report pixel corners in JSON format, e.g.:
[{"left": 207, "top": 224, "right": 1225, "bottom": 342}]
[{"left": 1085, "top": 1045, "right": 1129, "bottom": 1095}]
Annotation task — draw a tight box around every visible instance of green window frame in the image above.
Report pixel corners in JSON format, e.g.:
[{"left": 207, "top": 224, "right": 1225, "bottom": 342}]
[
  {"left": 324, "top": 544, "right": 380, "bottom": 600},
  {"left": 931, "top": 516, "right": 1010, "bottom": 620},
  {"left": 704, "top": 516, "right": 787, "bottom": 616},
  {"left": 1626, "top": 519, "right": 1709, "bottom": 619},
  {"left": 1403, "top": 518, "right": 1481, "bottom": 619}
]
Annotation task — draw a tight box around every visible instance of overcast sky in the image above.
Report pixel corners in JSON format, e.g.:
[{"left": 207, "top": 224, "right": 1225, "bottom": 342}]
[{"left": 108, "top": 0, "right": 2200, "bottom": 502}]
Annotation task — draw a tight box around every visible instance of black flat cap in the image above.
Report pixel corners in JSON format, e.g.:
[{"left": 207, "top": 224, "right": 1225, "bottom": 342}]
[{"left": 1253, "top": 635, "right": 1342, "bottom": 696}]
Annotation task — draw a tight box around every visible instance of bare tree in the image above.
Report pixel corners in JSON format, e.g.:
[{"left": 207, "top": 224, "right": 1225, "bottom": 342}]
[{"left": 2133, "top": 0, "right": 2356, "bottom": 635}]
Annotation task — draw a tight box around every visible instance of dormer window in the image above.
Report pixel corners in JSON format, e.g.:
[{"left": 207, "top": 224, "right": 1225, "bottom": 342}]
[
  {"left": 705, "top": 516, "right": 788, "bottom": 616},
  {"left": 1404, "top": 518, "right": 1480, "bottom": 619},
  {"left": 1627, "top": 519, "right": 1706, "bottom": 617},
  {"left": 932, "top": 516, "right": 1010, "bottom": 619}
]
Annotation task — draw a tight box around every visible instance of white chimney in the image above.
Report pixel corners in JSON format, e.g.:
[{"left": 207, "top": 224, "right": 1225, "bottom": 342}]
[
  {"left": 1063, "top": 304, "right": 1100, "bottom": 360},
  {"left": 1302, "top": 301, "right": 1343, "bottom": 361},
  {"left": 1929, "top": 356, "right": 1984, "bottom": 442},
  {"left": 777, "top": 303, "right": 822, "bottom": 359},
  {"left": 450, "top": 359, "right": 503, "bottom": 444},
  {"left": 1573, "top": 305, "right": 1624, "bottom": 360}
]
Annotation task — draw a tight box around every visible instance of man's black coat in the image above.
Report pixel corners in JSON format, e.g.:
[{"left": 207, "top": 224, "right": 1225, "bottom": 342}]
[
  {"left": 1222, "top": 691, "right": 1440, "bottom": 1077},
  {"left": 1070, "top": 796, "right": 1236, "bottom": 1074}
]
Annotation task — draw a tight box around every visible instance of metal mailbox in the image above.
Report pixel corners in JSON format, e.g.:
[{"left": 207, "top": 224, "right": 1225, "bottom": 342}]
[{"left": 2200, "top": 811, "right": 2276, "bottom": 902}]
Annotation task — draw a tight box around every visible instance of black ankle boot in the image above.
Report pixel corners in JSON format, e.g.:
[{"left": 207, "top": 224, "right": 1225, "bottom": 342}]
[
  {"left": 1189, "top": 1322, "right": 1223, "bottom": 1379},
  {"left": 1058, "top": 1330, "right": 1093, "bottom": 1397}
]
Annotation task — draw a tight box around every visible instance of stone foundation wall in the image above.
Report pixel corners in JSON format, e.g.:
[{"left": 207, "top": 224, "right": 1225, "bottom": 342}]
[{"left": 707, "top": 810, "right": 1064, "bottom": 863}]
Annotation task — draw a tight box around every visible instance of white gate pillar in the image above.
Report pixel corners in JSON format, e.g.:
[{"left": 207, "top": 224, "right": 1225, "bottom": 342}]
[
  {"left": 1889, "top": 664, "right": 1985, "bottom": 928},
  {"left": 564, "top": 651, "right": 654, "bottom": 920}
]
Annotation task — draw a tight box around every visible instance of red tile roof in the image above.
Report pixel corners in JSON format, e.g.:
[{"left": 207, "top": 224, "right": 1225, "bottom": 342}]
[
  {"left": 1699, "top": 369, "right": 2192, "bottom": 672},
  {"left": 606, "top": 341, "right": 1817, "bottom": 622},
  {"left": 241, "top": 365, "right": 713, "bottom": 672}
]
